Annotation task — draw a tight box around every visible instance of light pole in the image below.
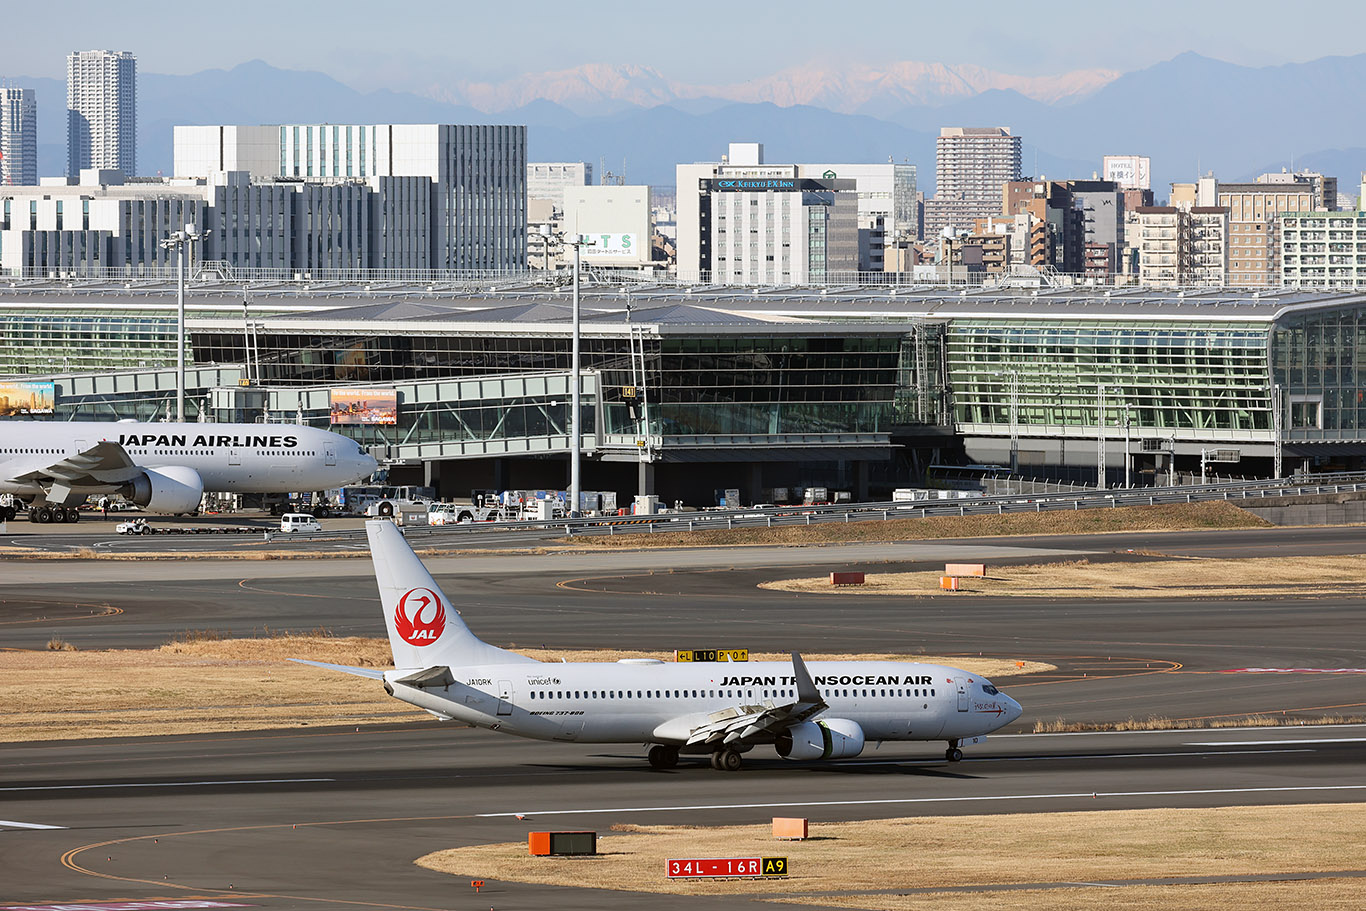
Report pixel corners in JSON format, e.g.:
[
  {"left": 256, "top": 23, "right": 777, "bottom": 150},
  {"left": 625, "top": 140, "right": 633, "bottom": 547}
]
[
  {"left": 161, "top": 224, "right": 200, "bottom": 423},
  {"left": 992, "top": 369, "right": 1020, "bottom": 475},
  {"left": 561, "top": 231, "right": 595, "bottom": 516},
  {"left": 1272, "top": 382, "right": 1284, "bottom": 480},
  {"left": 1096, "top": 384, "right": 1119, "bottom": 490},
  {"left": 1122, "top": 404, "right": 1133, "bottom": 489}
]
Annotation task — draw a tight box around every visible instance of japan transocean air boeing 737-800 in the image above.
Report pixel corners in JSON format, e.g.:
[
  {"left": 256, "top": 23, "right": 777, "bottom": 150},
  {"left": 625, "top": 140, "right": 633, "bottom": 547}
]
[
  {"left": 0, "top": 421, "right": 377, "bottom": 522},
  {"left": 298, "top": 520, "right": 1024, "bottom": 770}
]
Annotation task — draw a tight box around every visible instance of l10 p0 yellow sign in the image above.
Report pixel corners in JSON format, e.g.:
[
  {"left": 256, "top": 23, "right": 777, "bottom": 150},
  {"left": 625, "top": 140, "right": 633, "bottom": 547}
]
[{"left": 675, "top": 649, "right": 748, "bottom": 662}]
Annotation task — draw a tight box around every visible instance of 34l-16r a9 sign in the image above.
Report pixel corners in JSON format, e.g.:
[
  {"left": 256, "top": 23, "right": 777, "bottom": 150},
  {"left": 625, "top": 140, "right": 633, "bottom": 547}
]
[{"left": 666, "top": 857, "right": 788, "bottom": 878}]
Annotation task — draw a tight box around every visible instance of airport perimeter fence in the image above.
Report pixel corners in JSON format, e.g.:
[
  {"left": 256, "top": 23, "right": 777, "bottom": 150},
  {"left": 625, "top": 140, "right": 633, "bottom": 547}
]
[{"left": 261, "top": 471, "right": 1366, "bottom": 547}]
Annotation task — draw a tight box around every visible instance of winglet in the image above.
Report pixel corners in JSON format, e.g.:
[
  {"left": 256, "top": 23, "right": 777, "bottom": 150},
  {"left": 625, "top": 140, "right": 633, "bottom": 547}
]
[{"left": 791, "top": 651, "right": 822, "bottom": 705}]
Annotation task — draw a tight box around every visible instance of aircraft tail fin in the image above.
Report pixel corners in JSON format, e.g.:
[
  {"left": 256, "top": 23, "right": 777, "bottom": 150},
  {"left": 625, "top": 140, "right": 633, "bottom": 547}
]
[{"left": 366, "top": 519, "right": 537, "bottom": 670}]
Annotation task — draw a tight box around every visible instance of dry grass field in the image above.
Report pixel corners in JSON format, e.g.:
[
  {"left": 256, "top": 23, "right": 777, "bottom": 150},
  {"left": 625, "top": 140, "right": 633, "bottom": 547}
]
[
  {"left": 568, "top": 501, "right": 1271, "bottom": 548},
  {"left": 762, "top": 553, "right": 1366, "bottom": 599},
  {"left": 0, "top": 636, "right": 1044, "bottom": 741},
  {"left": 773, "top": 879, "right": 1364, "bottom": 911},
  {"left": 416, "top": 804, "right": 1366, "bottom": 904}
]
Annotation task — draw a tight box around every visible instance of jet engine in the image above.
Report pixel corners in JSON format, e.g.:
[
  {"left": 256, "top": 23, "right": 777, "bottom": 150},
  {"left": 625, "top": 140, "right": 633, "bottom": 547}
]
[
  {"left": 123, "top": 466, "right": 204, "bottom": 515},
  {"left": 774, "top": 718, "right": 866, "bottom": 760}
]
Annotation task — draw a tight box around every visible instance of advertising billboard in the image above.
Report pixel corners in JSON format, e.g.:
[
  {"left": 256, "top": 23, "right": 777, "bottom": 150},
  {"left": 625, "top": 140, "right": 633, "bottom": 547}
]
[
  {"left": 587, "top": 233, "right": 639, "bottom": 257},
  {"left": 1103, "top": 155, "right": 1151, "bottom": 190},
  {"left": 0, "top": 381, "right": 55, "bottom": 416},
  {"left": 329, "top": 388, "right": 397, "bottom": 425}
]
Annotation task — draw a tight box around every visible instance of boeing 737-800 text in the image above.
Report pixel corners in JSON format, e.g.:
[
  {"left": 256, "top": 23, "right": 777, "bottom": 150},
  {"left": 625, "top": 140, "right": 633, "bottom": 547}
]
[
  {"left": 299, "top": 520, "right": 1024, "bottom": 770},
  {"left": 0, "top": 421, "right": 377, "bottom": 522}
]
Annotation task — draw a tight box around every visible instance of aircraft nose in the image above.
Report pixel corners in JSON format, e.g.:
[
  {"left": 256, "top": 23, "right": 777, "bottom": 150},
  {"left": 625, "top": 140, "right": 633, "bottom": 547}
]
[{"left": 1006, "top": 695, "right": 1024, "bottom": 724}]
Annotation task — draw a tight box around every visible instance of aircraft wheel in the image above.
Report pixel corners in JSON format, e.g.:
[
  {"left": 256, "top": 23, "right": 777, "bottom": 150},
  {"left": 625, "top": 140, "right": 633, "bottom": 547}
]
[
  {"left": 66, "top": 508, "right": 80, "bottom": 523},
  {"left": 945, "top": 747, "right": 963, "bottom": 762},
  {"left": 718, "top": 749, "right": 742, "bottom": 772},
  {"left": 647, "top": 745, "right": 679, "bottom": 769},
  {"left": 27, "top": 508, "right": 38, "bottom": 522},
  {"left": 34, "top": 506, "right": 52, "bottom": 524}
]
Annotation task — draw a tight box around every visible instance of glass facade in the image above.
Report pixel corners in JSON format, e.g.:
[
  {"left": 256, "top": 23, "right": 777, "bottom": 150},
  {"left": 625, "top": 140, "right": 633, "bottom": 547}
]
[
  {"left": 949, "top": 320, "right": 1273, "bottom": 433},
  {"left": 191, "top": 329, "right": 904, "bottom": 439},
  {"left": 1271, "top": 307, "right": 1366, "bottom": 440}
]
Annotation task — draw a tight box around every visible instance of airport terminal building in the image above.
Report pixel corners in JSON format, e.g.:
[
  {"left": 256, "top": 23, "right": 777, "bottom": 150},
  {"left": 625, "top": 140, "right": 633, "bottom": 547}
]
[{"left": 1, "top": 279, "right": 1362, "bottom": 502}]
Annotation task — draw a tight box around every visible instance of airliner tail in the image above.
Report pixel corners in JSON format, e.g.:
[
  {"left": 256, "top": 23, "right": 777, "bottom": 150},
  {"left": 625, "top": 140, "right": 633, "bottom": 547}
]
[{"left": 366, "top": 519, "right": 537, "bottom": 670}]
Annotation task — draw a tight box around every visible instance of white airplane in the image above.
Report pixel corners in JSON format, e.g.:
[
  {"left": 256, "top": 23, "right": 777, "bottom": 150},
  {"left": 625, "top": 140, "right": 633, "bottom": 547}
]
[
  {"left": 0, "top": 421, "right": 378, "bottom": 523},
  {"left": 298, "top": 520, "right": 1024, "bottom": 770}
]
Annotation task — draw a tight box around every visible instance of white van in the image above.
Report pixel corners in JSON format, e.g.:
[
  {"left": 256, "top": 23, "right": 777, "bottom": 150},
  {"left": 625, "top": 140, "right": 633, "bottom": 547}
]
[{"left": 280, "top": 513, "right": 323, "bottom": 534}]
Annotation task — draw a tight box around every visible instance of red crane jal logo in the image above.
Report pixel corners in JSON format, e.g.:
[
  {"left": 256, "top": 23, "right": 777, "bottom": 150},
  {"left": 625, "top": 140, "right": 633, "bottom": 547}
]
[{"left": 394, "top": 588, "right": 446, "bottom": 646}]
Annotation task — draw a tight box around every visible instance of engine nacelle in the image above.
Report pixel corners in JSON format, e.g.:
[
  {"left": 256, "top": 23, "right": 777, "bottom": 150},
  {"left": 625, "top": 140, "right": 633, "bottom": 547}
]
[
  {"left": 124, "top": 466, "right": 204, "bottom": 514},
  {"left": 774, "top": 718, "right": 866, "bottom": 760}
]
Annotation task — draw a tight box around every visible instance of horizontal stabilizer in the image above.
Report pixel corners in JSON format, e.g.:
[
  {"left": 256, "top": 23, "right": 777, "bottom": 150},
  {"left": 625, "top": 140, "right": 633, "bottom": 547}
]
[
  {"left": 394, "top": 666, "right": 456, "bottom": 688},
  {"left": 289, "top": 658, "right": 385, "bottom": 680}
]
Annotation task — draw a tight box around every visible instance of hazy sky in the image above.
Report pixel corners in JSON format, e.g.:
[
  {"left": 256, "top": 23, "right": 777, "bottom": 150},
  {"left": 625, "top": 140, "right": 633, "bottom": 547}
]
[{"left": 10, "top": 0, "right": 1366, "bottom": 90}]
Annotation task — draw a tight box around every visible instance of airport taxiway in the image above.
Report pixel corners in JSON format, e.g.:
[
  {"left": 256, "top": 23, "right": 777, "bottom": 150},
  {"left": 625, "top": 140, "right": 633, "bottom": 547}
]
[{"left": 1, "top": 526, "right": 1364, "bottom": 908}]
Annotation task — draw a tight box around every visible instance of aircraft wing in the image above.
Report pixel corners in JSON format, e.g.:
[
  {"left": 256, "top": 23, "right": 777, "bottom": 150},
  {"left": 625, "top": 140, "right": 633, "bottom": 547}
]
[
  {"left": 683, "top": 652, "right": 827, "bottom": 748},
  {"left": 289, "top": 658, "right": 386, "bottom": 680},
  {"left": 8, "top": 440, "right": 143, "bottom": 487}
]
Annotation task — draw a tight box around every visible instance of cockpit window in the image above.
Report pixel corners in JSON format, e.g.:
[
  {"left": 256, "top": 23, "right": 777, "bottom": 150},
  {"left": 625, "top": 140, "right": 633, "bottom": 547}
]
[{"left": 982, "top": 684, "right": 999, "bottom": 695}]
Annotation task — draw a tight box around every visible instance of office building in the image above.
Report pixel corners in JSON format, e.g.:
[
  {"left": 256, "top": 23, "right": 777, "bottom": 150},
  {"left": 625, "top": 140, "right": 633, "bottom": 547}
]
[
  {"left": 1217, "top": 172, "right": 1331, "bottom": 287},
  {"left": 67, "top": 50, "right": 136, "bottom": 177},
  {"left": 922, "top": 127, "right": 1022, "bottom": 242},
  {"left": 791, "top": 163, "right": 917, "bottom": 271},
  {"left": 0, "top": 88, "right": 38, "bottom": 186},
  {"left": 0, "top": 168, "right": 436, "bottom": 276},
  {"left": 676, "top": 144, "right": 860, "bottom": 282},
  {"left": 175, "top": 123, "right": 527, "bottom": 271},
  {"left": 528, "top": 162, "right": 593, "bottom": 209},
  {"left": 562, "top": 185, "right": 654, "bottom": 268}
]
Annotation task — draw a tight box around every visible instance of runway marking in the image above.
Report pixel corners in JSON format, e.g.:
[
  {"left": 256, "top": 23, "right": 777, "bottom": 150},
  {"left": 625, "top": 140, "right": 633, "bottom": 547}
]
[
  {"left": 1, "top": 903, "right": 249, "bottom": 910},
  {"left": 0, "top": 599, "right": 123, "bottom": 625},
  {"left": 842, "top": 749, "right": 1315, "bottom": 767},
  {"left": 1, "top": 778, "right": 333, "bottom": 792},
  {"left": 236, "top": 579, "right": 374, "bottom": 601},
  {"left": 1186, "top": 738, "right": 1366, "bottom": 746},
  {"left": 477, "top": 784, "right": 1366, "bottom": 817},
  {"left": 0, "top": 818, "right": 67, "bottom": 829},
  {"left": 1216, "top": 667, "right": 1366, "bottom": 674}
]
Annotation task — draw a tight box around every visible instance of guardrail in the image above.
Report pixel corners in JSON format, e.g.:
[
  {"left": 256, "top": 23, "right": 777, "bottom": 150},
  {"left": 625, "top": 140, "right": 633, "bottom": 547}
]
[{"left": 257, "top": 471, "right": 1366, "bottom": 548}]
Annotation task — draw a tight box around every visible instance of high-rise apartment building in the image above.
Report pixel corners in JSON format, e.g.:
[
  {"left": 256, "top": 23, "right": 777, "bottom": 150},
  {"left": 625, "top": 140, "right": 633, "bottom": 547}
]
[
  {"left": 1279, "top": 191, "right": 1366, "bottom": 289},
  {"left": 1135, "top": 206, "right": 1227, "bottom": 289},
  {"left": 0, "top": 88, "right": 37, "bottom": 186},
  {"left": 922, "top": 127, "right": 1021, "bottom": 242},
  {"left": 67, "top": 50, "right": 136, "bottom": 177}
]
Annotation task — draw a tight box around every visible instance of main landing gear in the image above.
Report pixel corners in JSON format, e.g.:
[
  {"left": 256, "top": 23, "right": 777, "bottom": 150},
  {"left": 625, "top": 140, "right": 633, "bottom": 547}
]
[
  {"left": 945, "top": 739, "right": 963, "bottom": 762},
  {"left": 29, "top": 505, "right": 80, "bottom": 524},
  {"left": 647, "top": 745, "right": 679, "bottom": 769},
  {"left": 710, "top": 748, "right": 743, "bottom": 772}
]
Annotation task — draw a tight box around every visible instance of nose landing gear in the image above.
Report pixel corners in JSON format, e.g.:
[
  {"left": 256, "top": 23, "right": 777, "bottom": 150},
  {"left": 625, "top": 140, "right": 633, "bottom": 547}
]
[
  {"left": 945, "top": 740, "right": 963, "bottom": 762},
  {"left": 647, "top": 744, "right": 679, "bottom": 769}
]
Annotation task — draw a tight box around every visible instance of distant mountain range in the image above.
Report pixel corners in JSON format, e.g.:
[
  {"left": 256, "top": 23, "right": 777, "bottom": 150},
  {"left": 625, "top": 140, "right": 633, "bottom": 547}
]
[
  {"left": 422, "top": 61, "right": 1120, "bottom": 116},
  {"left": 6, "top": 54, "right": 1365, "bottom": 201}
]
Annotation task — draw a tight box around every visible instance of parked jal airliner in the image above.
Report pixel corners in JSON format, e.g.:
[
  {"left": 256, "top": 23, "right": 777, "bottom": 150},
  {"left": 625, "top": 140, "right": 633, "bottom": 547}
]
[
  {"left": 299, "top": 520, "right": 1024, "bottom": 770},
  {"left": 0, "top": 421, "right": 377, "bottom": 522}
]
